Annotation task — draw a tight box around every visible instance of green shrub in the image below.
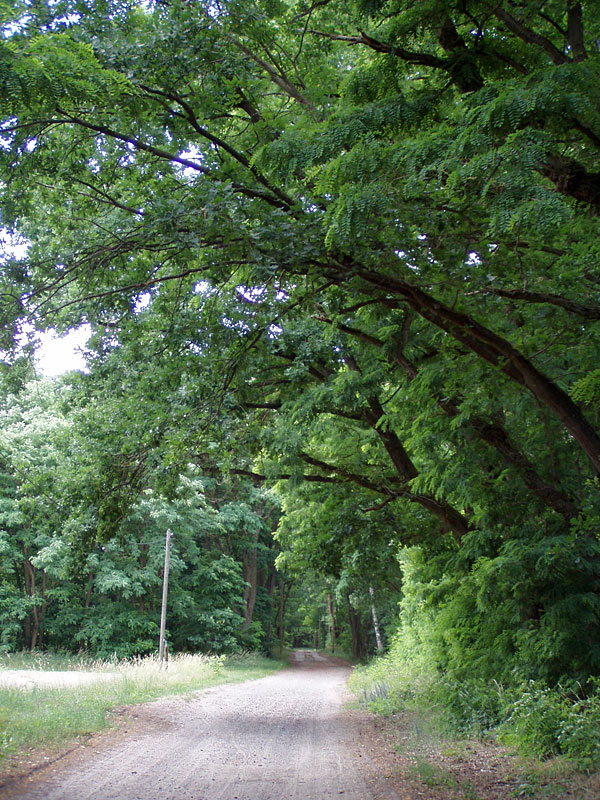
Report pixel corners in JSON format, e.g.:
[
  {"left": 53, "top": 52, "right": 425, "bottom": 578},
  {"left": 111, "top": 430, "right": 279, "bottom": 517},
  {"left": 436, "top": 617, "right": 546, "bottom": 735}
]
[
  {"left": 499, "top": 682, "right": 600, "bottom": 771},
  {"left": 434, "top": 678, "right": 505, "bottom": 735},
  {"left": 499, "top": 683, "right": 570, "bottom": 759}
]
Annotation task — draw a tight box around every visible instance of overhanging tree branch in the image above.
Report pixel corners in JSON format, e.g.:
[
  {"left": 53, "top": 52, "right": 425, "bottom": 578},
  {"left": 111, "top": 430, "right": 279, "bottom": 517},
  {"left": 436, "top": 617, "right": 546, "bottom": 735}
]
[
  {"left": 54, "top": 109, "right": 292, "bottom": 210},
  {"left": 225, "top": 35, "right": 318, "bottom": 115},
  {"left": 492, "top": 7, "right": 569, "bottom": 65},
  {"left": 467, "top": 286, "right": 600, "bottom": 319},
  {"left": 314, "top": 308, "right": 578, "bottom": 519},
  {"left": 351, "top": 264, "right": 600, "bottom": 476},
  {"left": 139, "top": 85, "right": 295, "bottom": 209}
]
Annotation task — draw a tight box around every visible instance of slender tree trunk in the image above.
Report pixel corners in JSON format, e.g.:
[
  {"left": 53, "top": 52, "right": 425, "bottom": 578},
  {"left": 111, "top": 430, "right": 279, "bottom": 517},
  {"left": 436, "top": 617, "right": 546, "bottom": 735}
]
[
  {"left": 369, "top": 586, "right": 384, "bottom": 653},
  {"left": 24, "top": 560, "right": 38, "bottom": 651},
  {"left": 38, "top": 571, "right": 47, "bottom": 650},
  {"left": 278, "top": 578, "right": 289, "bottom": 656},
  {"left": 84, "top": 571, "right": 94, "bottom": 609},
  {"left": 327, "top": 592, "right": 336, "bottom": 654},
  {"left": 264, "top": 565, "right": 277, "bottom": 650}
]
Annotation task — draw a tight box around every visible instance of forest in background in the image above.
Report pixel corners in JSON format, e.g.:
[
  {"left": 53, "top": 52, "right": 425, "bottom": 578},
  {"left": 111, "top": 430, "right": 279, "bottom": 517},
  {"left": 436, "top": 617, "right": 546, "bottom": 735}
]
[
  {"left": 0, "top": 366, "right": 396, "bottom": 659},
  {"left": 1, "top": 0, "right": 600, "bottom": 765}
]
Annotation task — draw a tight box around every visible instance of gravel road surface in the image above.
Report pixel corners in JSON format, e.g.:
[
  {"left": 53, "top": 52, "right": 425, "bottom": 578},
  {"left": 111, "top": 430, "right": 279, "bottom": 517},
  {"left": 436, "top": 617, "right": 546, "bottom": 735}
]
[{"left": 6, "top": 651, "right": 373, "bottom": 800}]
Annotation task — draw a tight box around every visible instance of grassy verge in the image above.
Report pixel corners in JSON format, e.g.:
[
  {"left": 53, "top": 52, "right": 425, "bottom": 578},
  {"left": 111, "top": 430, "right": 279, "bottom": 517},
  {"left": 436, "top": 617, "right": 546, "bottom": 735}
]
[
  {"left": 349, "top": 654, "right": 600, "bottom": 769},
  {"left": 0, "top": 651, "right": 283, "bottom": 766}
]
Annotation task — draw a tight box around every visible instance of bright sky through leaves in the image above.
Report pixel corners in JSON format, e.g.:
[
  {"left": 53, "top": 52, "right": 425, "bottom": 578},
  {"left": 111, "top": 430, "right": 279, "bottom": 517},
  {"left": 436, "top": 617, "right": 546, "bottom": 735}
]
[{"left": 36, "top": 326, "right": 91, "bottom": 376}]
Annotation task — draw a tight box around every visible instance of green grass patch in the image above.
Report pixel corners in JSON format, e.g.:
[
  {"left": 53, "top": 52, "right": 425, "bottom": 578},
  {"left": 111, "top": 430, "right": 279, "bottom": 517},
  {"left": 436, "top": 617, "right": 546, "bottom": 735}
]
[
  {"left": 408, "top": 759, "right": 481, "bottom": 797},
  {"left": 0, "top": 651, "right": 283, "bottom": 763},
  {"left": 408, "top": 758, "right": 459, "bottom": 790},
  {"left": 317, "top": 647, "right": 355, "bottom": 663}
]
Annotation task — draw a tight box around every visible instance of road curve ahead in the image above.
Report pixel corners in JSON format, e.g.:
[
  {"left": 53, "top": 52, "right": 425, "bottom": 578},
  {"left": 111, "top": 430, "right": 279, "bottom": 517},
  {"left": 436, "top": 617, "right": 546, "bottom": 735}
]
[{"left": 8, "top": 651, "right": 370, "bottom": 800}]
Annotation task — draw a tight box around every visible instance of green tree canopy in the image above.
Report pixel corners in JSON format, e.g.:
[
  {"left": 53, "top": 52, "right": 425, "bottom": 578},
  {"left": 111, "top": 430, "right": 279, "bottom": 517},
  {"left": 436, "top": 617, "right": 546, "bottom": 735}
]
[{"left": 1, "top": 0, "right": 600, "bottom": 679}]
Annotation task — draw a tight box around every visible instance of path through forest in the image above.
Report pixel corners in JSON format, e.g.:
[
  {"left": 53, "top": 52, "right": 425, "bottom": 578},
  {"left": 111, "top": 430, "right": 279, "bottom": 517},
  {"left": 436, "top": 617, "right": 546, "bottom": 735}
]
[{"left": 4, "top": 650, "right": 388, "bottom": 800}]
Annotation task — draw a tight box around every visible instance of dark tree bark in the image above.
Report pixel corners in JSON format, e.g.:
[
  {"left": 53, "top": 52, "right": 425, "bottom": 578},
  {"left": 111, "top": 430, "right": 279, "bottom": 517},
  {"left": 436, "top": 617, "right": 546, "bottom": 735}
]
[
  {"left": 540, "top": 154, "right": 600, "bottom": 211},
  {"left": 264, "top": 564, "right": 277, "bottom": 650},
  {"left": 348, "top": 599, "right": 368, "bottom": 660}
]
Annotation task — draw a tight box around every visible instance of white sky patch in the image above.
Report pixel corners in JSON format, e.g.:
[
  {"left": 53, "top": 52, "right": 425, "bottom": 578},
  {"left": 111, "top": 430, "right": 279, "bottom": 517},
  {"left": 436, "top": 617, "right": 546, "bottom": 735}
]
[
  {"left": 1, "top": 229, "right": 29, "bottom": 260},
  {"left": 133, "top": 291, "right": 152, "bottom": 312},
  {"left": 178, "top": 145, "right": 205, "bottom": 179},
  {"left": 36, "top": 326, "right": 92, "bottom": 377},
  {"left": 235, "top": 285, "right": 267, "bottom": 303},
  {"left": 193, "top": 280, "right": 213, "bottom": 295}
]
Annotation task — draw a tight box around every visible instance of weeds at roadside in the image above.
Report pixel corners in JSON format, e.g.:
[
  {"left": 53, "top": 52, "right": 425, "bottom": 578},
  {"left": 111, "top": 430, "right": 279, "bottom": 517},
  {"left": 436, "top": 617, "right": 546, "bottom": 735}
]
[
  {"left": 407, "top": 760, "right": 482, "bottom": 799},
  {"left": 0, "top": 651, "right": 111, "bottom": 673},
  {"left": 351, "top": 678, "right": 600, "bottom": 800}
]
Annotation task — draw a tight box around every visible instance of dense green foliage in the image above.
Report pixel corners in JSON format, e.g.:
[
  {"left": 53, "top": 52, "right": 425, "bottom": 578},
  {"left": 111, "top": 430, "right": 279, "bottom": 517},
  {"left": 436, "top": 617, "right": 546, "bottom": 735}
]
[{"left": 1, "top": 0, "right": 600, "bottom": 763}]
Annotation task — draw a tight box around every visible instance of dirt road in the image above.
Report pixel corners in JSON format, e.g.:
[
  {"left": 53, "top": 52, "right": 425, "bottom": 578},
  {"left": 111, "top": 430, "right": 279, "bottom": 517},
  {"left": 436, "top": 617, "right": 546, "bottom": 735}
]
[{"left": 5, "top": 651, "right": 379, "bottom": 800}]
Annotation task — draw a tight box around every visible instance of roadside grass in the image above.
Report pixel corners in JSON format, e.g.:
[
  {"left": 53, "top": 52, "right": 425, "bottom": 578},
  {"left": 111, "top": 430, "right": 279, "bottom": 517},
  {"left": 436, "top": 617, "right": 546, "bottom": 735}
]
[
  {"left": 0, "top": 651, "right": 283, "bottom": 766},
  {"left": 407, "top": 758, "right": 459, "bottom": 791},
  {"left": 0, "top": 651, "right": 109, "bottom": 672}
]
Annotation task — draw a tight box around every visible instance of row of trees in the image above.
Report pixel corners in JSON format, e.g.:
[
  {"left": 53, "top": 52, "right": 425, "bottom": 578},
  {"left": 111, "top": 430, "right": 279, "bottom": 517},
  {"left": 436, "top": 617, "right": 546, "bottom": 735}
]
[
  {"left": 0, "top": 369, "right": 284, "bottom": 655},
  {"left": 0, "top": 0, "right": 599, "bottom": 687}
]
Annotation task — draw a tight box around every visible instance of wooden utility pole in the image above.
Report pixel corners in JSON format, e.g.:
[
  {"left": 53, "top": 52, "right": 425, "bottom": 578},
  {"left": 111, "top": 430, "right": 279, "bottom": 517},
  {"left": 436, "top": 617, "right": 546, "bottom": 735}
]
[{"left": 159, "top": 529, "right": 172, "bottom": 665}]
